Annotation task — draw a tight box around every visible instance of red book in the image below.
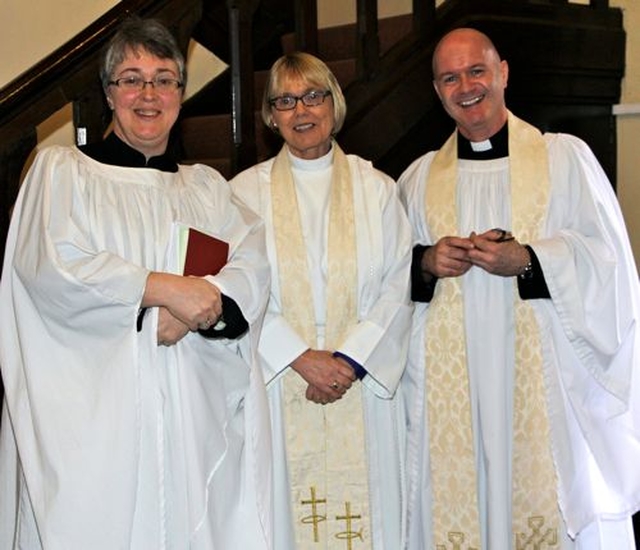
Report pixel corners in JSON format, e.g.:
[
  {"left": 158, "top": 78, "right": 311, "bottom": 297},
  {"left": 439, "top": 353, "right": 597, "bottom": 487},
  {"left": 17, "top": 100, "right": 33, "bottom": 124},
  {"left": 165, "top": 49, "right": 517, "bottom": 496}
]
[{"left": 182, "top": 227, "right": 229, "bottom": 277}]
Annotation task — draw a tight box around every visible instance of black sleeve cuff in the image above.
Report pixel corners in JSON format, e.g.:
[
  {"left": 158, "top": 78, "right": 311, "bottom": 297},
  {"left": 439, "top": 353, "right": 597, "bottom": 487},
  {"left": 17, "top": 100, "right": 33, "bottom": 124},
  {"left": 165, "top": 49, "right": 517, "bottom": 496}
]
[
  {"left": 517, "top": 245, "right": 551, "bottom": 300},
  {"left": 411, "top": 244, "right": 438, "bottom": 302},
  {"left": 198, "top": 294, "right": 249, "bottom": 340}
]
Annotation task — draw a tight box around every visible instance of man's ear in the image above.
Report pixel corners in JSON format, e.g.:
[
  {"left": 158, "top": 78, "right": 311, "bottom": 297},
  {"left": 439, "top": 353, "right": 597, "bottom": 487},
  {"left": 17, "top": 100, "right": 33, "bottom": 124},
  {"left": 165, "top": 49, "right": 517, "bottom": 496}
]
[
  {"left": 432, "top": 80, "right": 443, "bottom": 101},
  {"left": 500, "top": 59, "right": 509, "bottom": 89}
]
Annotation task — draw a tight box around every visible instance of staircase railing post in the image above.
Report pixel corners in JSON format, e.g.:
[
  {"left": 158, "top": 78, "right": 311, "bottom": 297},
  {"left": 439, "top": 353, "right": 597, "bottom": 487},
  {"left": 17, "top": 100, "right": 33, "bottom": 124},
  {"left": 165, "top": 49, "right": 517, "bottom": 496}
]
[
  {"left": 72, "top": 84, "right": 110, "bottom": 147},
  {"left": 413, "top": 0, "right": 436, "bottom": 39},
  {"left": 356, "top": 0, "right": 380, "bottom": 79},
  {"left": 294, "top": 0, "right": 318, "bottom": 54},
  {"left": 227, "top": 0, "right": 258, "bottom": 175}
]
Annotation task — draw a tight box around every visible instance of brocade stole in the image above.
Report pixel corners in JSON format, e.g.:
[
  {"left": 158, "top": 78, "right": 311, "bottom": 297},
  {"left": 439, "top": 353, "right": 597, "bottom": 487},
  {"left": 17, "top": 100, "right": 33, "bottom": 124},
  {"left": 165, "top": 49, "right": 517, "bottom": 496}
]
[
  {"left": 424, "top": 112, "right": 560, "bottom": 549},
  {"left": 271, "top": 144, "right": 372, "bottom": 548}
]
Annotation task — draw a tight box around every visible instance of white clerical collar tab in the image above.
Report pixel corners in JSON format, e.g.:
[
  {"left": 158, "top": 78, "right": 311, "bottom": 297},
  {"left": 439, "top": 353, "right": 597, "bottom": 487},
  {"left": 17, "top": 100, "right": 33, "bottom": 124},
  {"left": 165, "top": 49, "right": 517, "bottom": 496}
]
[{"left": 470, "top": 139, "right": 492, "bottom": 152}]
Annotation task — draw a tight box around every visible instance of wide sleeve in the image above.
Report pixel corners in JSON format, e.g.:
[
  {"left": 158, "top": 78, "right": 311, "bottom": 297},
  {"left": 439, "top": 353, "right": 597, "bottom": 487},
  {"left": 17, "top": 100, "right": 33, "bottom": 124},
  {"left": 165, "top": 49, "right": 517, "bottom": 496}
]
[
  {"left": 9, "top": 146, "right": 148, "bottom": 337},
  {"left": 335, "top": 162, "right": 414, "bottom": 398},
  {"left": 532, "top": 134, "right": 640, "bottom": 405}
]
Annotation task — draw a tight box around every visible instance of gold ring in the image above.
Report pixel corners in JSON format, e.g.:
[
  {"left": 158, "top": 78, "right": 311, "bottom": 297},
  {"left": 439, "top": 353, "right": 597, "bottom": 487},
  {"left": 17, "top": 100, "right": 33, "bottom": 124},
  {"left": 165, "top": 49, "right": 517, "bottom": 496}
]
[{"left": 331, "top": 381, "right": 339, "bottom": 390}]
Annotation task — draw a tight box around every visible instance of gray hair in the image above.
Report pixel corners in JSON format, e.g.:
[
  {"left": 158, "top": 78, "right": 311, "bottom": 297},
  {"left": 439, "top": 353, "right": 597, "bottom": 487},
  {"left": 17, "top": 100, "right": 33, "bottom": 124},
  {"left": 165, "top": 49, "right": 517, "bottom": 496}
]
[
  {"left": 100, "top": 17, "right": 186, "bottom": 91},
  {"left": 261, "top": 52, "right": 347, "bottom": 134}
]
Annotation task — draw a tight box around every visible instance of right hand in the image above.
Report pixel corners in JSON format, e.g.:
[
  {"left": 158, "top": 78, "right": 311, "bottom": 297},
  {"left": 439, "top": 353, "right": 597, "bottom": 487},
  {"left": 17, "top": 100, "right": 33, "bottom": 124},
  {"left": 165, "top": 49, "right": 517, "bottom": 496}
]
[
  {"left": 143, "top": 273, "right": 223, "bottom": 331},
  {"left": 422, "top": 236, "right": 474, "bottom": 279}
]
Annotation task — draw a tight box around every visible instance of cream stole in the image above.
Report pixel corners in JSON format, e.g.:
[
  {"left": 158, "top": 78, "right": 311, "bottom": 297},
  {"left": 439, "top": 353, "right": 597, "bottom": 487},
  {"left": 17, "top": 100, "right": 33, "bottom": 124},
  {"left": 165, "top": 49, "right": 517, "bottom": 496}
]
[
  {"left": 271, "top": 144, "right": 371, "bottom": 548},
  {"left": 424, "top": 112, "right": 560, "bottom": 548}
]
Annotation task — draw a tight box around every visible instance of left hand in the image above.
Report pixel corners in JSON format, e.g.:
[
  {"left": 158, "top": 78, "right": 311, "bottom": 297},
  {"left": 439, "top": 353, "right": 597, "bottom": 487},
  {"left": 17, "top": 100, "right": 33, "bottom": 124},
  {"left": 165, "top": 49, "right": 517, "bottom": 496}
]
[
  {"left": 467, "top": 228, "right": 530, "bottom": 276},
  {"left": 291, "top": 350, "right": 356, "bottom": 405}
]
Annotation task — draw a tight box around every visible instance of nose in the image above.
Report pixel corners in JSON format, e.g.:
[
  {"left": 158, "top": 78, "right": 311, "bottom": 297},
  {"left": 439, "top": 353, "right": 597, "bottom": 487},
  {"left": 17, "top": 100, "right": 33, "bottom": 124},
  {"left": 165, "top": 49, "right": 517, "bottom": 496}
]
[
  {"left": 458, "top": 74, "right": 473, "bottom": 91},
  {"left": 140, "top": 81, "right": 159, "bottom": 98},
  {"left": 293, "top": 97, "right": 309, "bottom": 112}
]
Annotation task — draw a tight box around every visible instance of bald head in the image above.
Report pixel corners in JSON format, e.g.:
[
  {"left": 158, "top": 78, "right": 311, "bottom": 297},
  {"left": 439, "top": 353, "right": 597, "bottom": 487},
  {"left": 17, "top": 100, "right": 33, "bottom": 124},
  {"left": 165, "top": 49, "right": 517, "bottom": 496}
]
[
  {"left": 432, "top": 28, "right": 501, "bottom": 77},
  {"left": 431, "top": 28, "right": 509, "bottom": 141}
]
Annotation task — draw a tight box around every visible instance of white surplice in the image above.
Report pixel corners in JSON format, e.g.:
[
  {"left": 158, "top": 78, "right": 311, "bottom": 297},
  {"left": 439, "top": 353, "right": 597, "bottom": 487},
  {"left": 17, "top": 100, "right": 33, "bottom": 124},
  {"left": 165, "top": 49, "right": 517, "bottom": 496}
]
[
  {"left": 230, "top": 146, "right": 413, "bottom": 550},
  {"left": 399, "top": 131, "right": 640, "bottom": 549},
  {"left": 0, "top": 146, "right": 273, "bottom": 549}
]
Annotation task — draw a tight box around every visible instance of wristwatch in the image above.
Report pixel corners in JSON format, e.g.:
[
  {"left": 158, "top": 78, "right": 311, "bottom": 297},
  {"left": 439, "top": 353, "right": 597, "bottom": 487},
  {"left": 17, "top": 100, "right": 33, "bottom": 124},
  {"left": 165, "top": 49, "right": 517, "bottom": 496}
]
[
  {"left": 518, "top": 250, "right": 534, "bottom": 280},
  {"left": 519, "top": 262, "right": 534, "bottom": 280}
]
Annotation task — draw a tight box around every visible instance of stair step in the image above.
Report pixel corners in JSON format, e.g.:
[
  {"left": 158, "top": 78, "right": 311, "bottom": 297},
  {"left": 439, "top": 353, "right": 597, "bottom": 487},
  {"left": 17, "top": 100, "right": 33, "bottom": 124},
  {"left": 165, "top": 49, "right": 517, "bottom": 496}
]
[
  {"left": 281, "top": 14, "right": 412, "bottom": 61},
  {"left": 180, "top": 112, "right": 282, "bottom": 164}
]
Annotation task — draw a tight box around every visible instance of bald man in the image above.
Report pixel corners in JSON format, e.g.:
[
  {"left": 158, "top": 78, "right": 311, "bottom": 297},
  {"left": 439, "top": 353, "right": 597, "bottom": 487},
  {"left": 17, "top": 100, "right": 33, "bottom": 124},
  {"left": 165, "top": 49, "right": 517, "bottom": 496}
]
[{"left": 399, "top": 27, "right": 640, "bottom": 549}]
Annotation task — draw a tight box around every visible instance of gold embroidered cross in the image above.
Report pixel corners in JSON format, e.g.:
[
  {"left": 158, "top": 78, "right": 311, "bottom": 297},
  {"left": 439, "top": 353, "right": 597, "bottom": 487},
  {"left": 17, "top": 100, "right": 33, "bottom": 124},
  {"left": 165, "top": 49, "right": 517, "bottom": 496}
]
[
  {"left": 300, "top": 486, "right": 327, "bottom": 542},
  {"left": 335, "top": 501, "right": 364, "bottom": 549},
  {"left": 516, "top": 516, "right": 558, "bottom": 549},
  {"left": 436, "top": 531, "right": 478, "bottom": 550}
]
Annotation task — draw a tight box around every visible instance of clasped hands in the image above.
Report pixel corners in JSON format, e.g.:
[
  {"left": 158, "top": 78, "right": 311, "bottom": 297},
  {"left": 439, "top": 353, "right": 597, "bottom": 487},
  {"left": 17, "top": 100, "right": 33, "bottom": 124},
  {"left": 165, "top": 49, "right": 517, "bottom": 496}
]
[
  {"left": 144, "top": 272, "right": 223, "bottom": 346},
  {"left": 421, "top": 227, "right": 531, "bottom": 281},
  {"left": 291, "top": 349, "right": 357, "bottom": 405}
]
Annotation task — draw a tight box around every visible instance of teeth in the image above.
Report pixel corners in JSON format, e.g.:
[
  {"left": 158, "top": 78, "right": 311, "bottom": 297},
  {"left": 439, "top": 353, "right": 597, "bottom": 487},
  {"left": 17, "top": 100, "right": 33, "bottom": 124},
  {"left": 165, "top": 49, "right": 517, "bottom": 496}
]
[
  {"left": 294, "top": 123, "right": 313, "bottom": 131},
  {"left": 460, "top": 96, "right": 482, "bottom": 107}
]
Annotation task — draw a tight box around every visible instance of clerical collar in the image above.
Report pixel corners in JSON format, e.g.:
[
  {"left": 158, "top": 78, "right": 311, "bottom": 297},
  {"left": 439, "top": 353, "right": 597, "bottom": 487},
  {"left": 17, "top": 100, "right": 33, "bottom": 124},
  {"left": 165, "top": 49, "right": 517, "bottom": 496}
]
[
  {"left": 457, "top": 123, "right": 508, "bottom": 160},
  {"left": 78, "top": 132, "right": 179, "bottom": 172},
  {"left": 287, "top": 142, "right": 334, "bottom": 172}
]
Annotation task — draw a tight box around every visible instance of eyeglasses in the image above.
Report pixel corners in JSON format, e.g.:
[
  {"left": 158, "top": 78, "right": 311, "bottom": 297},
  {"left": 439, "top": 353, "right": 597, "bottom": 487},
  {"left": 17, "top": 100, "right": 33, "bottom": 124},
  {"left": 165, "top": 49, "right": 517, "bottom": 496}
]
[
  {"left": 269, "top": 90, "right": 332, "bottom": 111},
  {"left": 108, "top": 76, "right": 184, "bottom": 93}
]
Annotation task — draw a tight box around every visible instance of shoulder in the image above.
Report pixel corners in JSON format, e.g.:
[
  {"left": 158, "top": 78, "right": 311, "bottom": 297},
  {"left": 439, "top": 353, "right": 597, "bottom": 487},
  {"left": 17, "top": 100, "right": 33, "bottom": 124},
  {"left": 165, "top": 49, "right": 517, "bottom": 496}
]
[
  {"left": 228, "top": 158, "right": 275, "bottom": 201},
  {"left": 399, "top": 151, "right": 438, "bottom": 181},
  {"left": 543, "top": 132, "right": 607, "bottom": 178},
  {"left": 31, "top": 145, "right": 80, "bottom": 168},
  {"left": 178, "top": 162, "right": 227, "bottom": 184},
  {"left": 345, "top": 154, "right": 394, "bottom": 187},
  {"left": 397, "top": 150, "right": 438, "bottom": 199},
  {"left": 21, "top": 146, "right": 88, "bottom": 189},
  {"left": 543, "top": 132, "right": 593, "bottom": 156},
  {"left": 230, "top": 158, "right": 275, "bottom": 186},
  {"left": 543, "top": 132, "right": 615, "bottom": 200}
]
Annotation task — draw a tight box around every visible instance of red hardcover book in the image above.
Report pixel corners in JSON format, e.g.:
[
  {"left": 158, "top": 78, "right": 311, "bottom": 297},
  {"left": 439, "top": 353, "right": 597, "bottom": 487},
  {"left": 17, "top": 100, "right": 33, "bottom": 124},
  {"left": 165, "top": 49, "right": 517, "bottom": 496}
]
[{"left": 182, "top": 227, "right": 229, "bottom": 277}]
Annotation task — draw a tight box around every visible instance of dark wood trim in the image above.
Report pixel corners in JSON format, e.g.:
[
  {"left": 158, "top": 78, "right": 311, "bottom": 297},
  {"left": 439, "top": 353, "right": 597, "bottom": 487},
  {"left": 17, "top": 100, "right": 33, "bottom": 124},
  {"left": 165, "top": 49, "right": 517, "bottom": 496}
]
[
  {"left": 356, "top": 0, "right": 380, "bottom": 78},
  {"left": 294, "top": 0, "right": 318, "bottom": 54},
  {"left": 227, "top": 0, "right": 259, "bottom": 173}
]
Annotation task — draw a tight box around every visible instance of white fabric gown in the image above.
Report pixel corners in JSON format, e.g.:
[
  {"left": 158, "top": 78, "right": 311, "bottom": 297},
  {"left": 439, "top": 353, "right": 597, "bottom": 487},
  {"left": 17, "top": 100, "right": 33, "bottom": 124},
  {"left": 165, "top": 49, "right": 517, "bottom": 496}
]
[
  {"left": 399, "top": 132, "right": 640, "bottom": 549},
  {"left": 231, "top": 147, "right": 413, "bottom": 550},
  {"left": 0, "top": 146, "right": 273, "bottom": 549}
]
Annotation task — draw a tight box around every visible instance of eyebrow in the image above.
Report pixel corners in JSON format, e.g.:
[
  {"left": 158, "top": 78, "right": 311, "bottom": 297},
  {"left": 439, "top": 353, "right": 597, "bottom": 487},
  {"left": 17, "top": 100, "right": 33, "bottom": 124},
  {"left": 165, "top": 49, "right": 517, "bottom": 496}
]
[{"left": 115, "top": 67, "right": 178, "bottom": 78}]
